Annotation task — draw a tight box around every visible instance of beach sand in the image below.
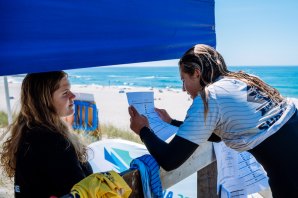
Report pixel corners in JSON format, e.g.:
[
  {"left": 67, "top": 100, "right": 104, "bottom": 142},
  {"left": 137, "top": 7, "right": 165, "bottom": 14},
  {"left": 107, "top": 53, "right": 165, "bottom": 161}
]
[{"left": 0, "top": 83, "right": 192, "bottom": 130}]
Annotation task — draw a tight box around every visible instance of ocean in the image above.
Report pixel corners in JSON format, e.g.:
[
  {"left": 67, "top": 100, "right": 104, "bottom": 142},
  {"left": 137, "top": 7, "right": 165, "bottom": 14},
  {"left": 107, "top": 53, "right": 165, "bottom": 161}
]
[
  {"left": 5, "top": 66, "right": 298, "bottom": 98},
  {"left": 66, "top": 66, "right": 298, "bottom": 98}
]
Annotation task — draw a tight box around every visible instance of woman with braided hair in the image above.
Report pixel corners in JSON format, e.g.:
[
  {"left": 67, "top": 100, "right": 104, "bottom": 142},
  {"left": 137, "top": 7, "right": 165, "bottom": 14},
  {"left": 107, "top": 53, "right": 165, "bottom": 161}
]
[{"left": 129, "top": 44, "right": 298, "bottom": 197}]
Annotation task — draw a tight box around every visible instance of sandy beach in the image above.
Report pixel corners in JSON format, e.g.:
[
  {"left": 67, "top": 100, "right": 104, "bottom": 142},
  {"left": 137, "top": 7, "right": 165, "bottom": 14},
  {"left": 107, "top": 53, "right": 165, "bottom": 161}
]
[{"left": 0, "top": 83, "right": 192, "bottom": 130}]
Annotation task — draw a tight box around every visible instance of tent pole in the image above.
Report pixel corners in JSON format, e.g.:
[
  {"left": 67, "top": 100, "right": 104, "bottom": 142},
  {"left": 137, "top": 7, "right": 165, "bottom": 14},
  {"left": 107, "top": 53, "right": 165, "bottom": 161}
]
[{"left": 4, "top": 76, "right": 12, "bottom": 124}]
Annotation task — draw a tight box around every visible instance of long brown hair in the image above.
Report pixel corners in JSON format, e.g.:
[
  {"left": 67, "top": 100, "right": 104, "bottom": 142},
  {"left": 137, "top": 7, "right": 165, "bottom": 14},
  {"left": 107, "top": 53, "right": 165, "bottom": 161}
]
[
  {"left": 1, "top": 71, "right": 88, "bottom": 178},
  {"left": 179, "top": 44, "right": 283, "bottom": 119}
]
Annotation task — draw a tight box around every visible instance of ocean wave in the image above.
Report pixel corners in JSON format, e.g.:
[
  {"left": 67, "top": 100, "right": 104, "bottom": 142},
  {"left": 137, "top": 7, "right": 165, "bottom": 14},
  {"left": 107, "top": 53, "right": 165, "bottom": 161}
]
[
  {"left": 108, "top": 75, "right": 130, "bottom": 78},
  {"left": 136, "top": 76, "right": 155, "bottom": 79},
  {"left": 123, "top": 82, "right": 134, "bottom": 85},
  {"left": 69, "top": 75, "right": 95, "bottom": 79},
  {"left": 69, "top": 75, "right": 82, "bottom": 79},
  {"left": 136, "top": 76, "right": 172, "bottom": 79}
]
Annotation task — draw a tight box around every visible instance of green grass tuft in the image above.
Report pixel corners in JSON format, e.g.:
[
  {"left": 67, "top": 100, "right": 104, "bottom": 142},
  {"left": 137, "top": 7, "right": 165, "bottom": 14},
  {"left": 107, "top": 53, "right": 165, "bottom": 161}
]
[
  {"left": 100, "top": 124, "right": 142, "bottom": 144},
  {"left": 74, "top": 123, "right": 143, "bottom": 145},
  {"left": 0, "top": 112, "right": 8, "bottom": 128}
]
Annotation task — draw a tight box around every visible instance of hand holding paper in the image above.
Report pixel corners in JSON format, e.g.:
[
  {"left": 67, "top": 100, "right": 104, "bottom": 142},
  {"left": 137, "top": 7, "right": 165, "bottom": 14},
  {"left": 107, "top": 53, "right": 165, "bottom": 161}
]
[
  {"left": 126, "top": 92, "right": 178, "bottom": 141},
  {"left": 128, "top": 105, "right": 149, "bottom": 135},
  {"left": 154, "top": 108, "right": 172, "bottom": 123}
]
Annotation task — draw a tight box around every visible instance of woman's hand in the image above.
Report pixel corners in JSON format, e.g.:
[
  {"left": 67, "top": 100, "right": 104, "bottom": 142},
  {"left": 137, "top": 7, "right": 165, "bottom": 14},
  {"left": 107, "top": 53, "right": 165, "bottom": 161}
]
[
  {"left": 128, "top": 106, "right": 149, "bottom": 135},
  {"left": 154, "top": 108, "right": 172, "bottom": 123}
]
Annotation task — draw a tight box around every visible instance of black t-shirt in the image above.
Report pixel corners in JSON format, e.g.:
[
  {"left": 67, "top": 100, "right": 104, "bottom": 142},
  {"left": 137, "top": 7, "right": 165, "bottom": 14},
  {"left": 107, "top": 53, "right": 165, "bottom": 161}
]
[{"left": 15, "top": 126, "right": 93, "bottom": 198}]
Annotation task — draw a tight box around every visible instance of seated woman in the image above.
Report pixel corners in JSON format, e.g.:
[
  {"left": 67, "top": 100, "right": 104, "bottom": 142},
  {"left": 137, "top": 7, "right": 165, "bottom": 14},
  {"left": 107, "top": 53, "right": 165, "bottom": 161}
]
[{"left": 1, "top": 71, "right": 93, "bottom": 198}]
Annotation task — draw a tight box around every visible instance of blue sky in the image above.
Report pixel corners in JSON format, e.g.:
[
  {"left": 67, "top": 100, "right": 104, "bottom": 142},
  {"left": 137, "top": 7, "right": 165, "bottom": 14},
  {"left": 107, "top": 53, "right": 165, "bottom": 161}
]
[
  {"left": 117, "top": 0, "right": 298, "bottom": 67},
  {"left": 216, "top": 0, "right": 298, "bottom": 66}
]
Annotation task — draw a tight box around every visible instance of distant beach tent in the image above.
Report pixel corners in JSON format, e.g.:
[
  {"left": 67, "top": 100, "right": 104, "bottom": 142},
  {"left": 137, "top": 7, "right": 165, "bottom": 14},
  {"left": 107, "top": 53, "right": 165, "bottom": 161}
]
[{"left": 0, "top": 0, "right": 216, "bottom": 76}]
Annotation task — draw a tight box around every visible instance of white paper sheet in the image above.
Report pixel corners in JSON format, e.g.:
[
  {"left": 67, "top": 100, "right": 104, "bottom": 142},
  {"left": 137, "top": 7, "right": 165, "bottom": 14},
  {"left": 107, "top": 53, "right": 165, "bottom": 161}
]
[
  {"left": 126, "top": 92, "right": 178, "bottom": 141},
  {"left": 213, "top": 142, "right": 269, "bottom": 198}
]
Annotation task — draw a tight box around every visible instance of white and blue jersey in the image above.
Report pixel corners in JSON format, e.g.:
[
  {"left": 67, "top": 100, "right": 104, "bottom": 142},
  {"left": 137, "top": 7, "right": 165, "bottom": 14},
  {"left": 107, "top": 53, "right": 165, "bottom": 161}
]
[{"left": 177, "top": 77, "right": 296, "bottom": 151}]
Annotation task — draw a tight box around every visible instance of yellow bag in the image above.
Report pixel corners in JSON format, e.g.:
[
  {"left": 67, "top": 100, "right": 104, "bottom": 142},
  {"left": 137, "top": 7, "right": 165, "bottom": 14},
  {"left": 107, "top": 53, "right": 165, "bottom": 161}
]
[{"left": 70, "top": 170, "right": 132, "bottom": 198}]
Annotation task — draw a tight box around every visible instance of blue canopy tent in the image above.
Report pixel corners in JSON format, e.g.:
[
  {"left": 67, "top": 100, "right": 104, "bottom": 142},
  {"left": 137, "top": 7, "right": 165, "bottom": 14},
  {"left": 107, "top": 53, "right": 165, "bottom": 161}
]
[
  {"left": 0, "top": 0, "right": 215, "bottom": 76},
  {"left": 0, "top": 0, "right": 215, "bottom": 123}
]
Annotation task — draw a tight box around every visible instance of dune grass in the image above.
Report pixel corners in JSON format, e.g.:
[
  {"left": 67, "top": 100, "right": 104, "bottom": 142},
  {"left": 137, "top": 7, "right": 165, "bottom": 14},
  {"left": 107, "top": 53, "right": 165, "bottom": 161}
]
[
  {"left": 76, "top": 123, "right": 143, "bottom": 145},
  {"left": 0, "top": 123, "right": 13, "bottom": 197},
  {"left": 100, "top": 124, "right": 142, "bottom": 143},
  {"left": 0, "top": 112, "right": 8, "bottom": 128}
]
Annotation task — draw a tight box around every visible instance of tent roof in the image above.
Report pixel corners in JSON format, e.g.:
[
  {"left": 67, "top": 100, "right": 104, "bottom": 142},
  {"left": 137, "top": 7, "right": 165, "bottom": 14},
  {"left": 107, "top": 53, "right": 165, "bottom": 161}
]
[{"left": 0, "top": 0, "right": 215, "bottom": 76}]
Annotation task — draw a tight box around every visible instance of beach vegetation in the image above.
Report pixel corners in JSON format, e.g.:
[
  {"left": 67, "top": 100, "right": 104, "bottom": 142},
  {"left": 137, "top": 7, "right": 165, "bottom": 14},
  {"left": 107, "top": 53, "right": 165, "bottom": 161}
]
[
  {"left": 74, "top": 124, "right": 143, "bottom": 145},
  {"left": 99, "top": 124, "right": 142, "bottom": 144},
  {"left": 0, "top": 113, "right": 13, "bottom": 196},
  {"left": 0, "top": 111, "right": 8, "bottom": 128}
]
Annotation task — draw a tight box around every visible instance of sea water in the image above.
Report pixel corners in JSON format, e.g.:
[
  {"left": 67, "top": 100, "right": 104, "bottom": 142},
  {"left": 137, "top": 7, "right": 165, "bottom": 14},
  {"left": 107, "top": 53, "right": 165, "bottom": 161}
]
[
  {"left": 66, "top": 66, "right": 298, "bottom": 98},
  {"left": 5, "top": 66, "right": 298, "bottom": 98}
]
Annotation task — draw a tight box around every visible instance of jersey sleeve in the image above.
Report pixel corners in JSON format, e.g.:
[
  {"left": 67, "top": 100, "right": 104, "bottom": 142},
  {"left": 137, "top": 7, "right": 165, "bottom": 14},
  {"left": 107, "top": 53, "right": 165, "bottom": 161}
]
[{"left": 176, "top": 94, "right": 220, "bottom": 145}]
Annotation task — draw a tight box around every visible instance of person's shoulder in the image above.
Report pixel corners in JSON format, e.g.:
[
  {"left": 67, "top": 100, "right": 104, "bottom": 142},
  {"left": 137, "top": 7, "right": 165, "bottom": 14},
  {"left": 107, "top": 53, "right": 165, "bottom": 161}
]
[
  {"left": 25, "top": 125, "right": 65, "bottom": 143},
  {"left": 23, "top": 126, "right": 71, "bottom": 154},
  {"left": 26, "top": 125, "right": 58, "bottom": 135},
  {"left": 215, "top": 77, "right": 245, "bottom": 85},
  {"left": 209, "top": 77, "right": 247, "bottom": 91}
]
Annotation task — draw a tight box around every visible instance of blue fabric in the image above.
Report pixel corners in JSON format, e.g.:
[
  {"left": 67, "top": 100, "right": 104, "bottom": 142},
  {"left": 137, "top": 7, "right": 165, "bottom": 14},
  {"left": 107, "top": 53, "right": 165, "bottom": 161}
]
[
  {"left": 0, "top": 0, "right": 215, "bottom": 76},
  {"left": 130, "top": 154, "right": 163, "bottom": 198},
  {"left": 131, "top": 158, "right": 152, "bottom": 198}
]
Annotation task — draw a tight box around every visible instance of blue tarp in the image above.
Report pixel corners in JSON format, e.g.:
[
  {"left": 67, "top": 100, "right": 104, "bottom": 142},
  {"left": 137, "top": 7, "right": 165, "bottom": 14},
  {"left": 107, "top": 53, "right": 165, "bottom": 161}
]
[{"left": 0, "top": 0, "right": 215, "bottom": 76}]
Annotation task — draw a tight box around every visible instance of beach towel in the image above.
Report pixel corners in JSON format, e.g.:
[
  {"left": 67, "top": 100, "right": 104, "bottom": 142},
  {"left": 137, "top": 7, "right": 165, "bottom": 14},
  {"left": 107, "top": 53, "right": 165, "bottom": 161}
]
[{"left": 130, "top": 154, "right": 163, "bottom": 198}]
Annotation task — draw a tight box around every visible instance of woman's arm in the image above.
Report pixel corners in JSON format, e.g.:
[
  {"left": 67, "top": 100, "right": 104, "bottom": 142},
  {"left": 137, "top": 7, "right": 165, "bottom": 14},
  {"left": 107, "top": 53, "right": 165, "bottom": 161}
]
[
  {"left": 140, "top": 127, "right": 198, "bottom": 171},
  {"left": 170, "top": 119, "right": 183, "bottom": 127},
  {"left": 155, "top": 107, "right": 183, "bottom": 127},
  {"left": 155, "top": 108, "right": 220, "bottom": 141},
  {"left": 129, "top": 106, "right": 198, "bottom": 171},
  {"left": 129, "top": 99, "right": 219, "bottom": 171}
]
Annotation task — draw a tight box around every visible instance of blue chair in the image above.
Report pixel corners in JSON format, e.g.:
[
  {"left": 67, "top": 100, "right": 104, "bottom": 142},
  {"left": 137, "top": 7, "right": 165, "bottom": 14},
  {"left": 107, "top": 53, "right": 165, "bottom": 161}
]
[{"left": 72, "top": 100, "right": 98, "bottom": 131}]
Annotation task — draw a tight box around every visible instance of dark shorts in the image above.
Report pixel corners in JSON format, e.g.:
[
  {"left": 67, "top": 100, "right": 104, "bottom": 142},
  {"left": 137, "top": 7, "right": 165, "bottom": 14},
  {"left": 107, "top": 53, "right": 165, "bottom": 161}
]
[{"left": 248, "top": 109, "right": 298, "bottom": 198}]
